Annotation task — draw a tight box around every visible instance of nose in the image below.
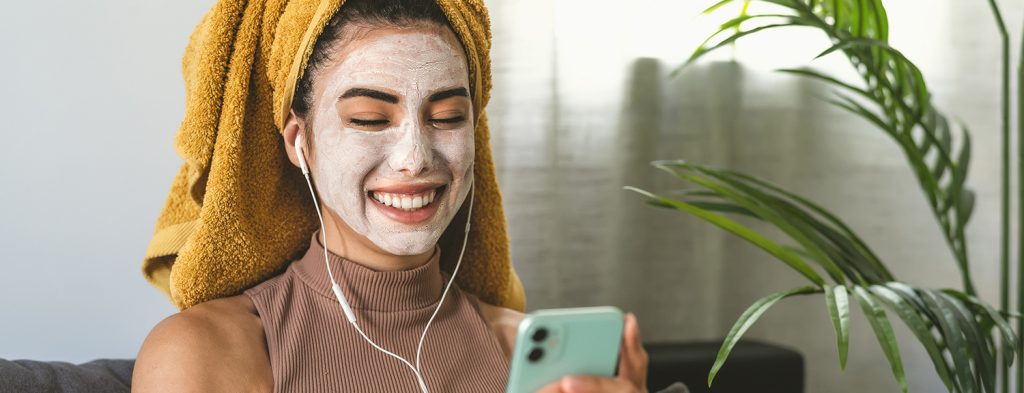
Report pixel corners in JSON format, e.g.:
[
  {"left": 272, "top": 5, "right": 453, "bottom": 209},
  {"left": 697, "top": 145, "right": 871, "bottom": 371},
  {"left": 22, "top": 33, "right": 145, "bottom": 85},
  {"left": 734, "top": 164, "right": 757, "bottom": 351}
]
[{"left": 388, "top": 121, "right": 433, "bottom": 177}]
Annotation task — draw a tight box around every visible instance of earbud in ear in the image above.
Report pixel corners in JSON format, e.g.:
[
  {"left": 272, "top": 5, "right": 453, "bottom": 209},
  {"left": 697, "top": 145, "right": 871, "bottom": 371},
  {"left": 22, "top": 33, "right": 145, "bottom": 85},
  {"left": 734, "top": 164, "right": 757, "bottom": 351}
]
[{"left": 295, "top": 132, "right": 309, "bottom": 175}]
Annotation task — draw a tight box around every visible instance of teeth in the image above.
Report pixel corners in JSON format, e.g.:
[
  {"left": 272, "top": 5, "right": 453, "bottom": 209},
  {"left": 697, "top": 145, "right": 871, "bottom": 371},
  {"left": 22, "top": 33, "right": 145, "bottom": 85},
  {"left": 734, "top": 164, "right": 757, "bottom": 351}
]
[{"left": 371, "top": 188, "right": 439, "bottom": 211}]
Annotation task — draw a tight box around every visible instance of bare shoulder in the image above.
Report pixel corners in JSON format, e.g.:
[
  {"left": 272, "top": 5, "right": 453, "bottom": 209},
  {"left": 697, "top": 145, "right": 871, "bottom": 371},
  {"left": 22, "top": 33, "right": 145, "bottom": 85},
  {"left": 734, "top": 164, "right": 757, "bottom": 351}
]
[
  {"left": 474, "top": 299, "right": 525, "bottom": 360},
  {"left": 132, "top": 295, "right": 271, "bottom": 393}
]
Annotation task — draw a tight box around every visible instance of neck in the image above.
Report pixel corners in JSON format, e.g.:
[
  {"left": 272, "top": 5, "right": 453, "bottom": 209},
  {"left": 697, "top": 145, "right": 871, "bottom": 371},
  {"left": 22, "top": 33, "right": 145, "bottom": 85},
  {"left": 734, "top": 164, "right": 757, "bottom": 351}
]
[{"left": 319, "top": 210, "right": 435, "bottom": 271}]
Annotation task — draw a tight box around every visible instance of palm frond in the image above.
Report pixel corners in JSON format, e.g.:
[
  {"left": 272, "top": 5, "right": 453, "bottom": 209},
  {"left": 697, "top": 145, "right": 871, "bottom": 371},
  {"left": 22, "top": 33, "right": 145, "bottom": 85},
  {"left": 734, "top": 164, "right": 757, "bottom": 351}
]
[
  {"left": 676, "top": 0, "right": 976, "bottom": 295},
  {"left": 625, "top": 162, "right": 1011, "bottom": 392}
]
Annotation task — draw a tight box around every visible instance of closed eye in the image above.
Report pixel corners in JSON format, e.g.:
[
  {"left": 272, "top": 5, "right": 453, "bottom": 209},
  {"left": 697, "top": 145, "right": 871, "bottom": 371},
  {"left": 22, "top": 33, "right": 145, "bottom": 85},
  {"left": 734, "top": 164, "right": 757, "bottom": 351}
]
[
  {"left": 349, "top": 119, "right": 389, "bottom": 127},
  {"left": 431, "top": 116, "right": 465, "bottom": 124},
  {"left": 429, "top": 116, "right": 466, "bottom": 130}
]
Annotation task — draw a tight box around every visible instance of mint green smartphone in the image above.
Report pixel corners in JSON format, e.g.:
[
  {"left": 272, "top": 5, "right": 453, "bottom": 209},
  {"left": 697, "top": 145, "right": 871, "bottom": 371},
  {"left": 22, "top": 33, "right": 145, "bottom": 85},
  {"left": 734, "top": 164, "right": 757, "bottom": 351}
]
[{"left": 505, "top": 306, "right": 625, "bottom": 393}]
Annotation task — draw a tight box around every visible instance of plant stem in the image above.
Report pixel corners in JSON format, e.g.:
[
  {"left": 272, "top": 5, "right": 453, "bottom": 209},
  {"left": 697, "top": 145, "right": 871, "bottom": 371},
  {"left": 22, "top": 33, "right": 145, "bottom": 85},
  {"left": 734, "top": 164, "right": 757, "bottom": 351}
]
[
  {"left": 986, "top": 0, "right": 1010, "bottom": 390},
  {"left": 1017, "top": 7, "right": 1024, "bottom": 393}
]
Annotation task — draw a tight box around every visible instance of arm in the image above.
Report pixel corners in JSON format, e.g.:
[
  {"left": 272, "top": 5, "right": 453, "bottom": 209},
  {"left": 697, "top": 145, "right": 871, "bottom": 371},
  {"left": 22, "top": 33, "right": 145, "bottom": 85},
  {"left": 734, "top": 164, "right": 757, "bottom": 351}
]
[
  {"left": 133, "top": 312, "right": 221, "bottom": 392},
  {"left": 132, "top": 297, "right": 271, "bottom": 393}
]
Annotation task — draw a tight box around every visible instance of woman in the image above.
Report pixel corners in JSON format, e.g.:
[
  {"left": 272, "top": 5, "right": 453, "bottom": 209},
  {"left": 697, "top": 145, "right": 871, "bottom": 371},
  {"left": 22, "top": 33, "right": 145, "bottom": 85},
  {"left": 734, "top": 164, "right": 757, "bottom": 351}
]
[{"left": 133, "top": 0, "right": 658, "bottom": 392}]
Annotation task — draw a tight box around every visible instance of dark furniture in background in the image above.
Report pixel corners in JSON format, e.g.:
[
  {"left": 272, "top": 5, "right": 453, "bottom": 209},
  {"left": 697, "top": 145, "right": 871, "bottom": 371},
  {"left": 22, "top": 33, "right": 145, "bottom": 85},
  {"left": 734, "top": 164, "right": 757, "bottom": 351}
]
[
  {"left": 645, "top": 340, "right": 805, "bottom": 393},
  {"left": 0, "top": 358, "right": 133, "bottom": 393},
  {"left": 0, "top": 340, "right": 803, "bottom": 392}
]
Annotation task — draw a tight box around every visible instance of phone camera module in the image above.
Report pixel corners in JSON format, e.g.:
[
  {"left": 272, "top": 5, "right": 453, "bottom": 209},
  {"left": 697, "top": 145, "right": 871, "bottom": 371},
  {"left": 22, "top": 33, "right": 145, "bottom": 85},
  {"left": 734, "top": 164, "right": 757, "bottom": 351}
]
[
  {"left": 527, "top": 347, "right": 545, "bottom": 363},
  {"left": 531, "top": 328, "right": 549, "bottom": 342}
]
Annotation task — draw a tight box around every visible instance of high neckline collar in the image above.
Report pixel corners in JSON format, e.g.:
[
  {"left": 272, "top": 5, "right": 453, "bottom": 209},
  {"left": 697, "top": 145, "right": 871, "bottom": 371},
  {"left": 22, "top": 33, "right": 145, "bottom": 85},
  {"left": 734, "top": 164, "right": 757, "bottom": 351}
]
[{"left": 291, "top": 231, "right": 445, "bottom": 311}]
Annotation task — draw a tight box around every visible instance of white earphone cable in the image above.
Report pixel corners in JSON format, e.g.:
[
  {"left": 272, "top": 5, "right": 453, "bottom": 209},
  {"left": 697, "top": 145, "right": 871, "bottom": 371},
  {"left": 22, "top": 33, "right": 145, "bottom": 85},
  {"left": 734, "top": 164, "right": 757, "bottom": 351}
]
[
  {"left": 350, "top": 321, "right": 431, "bottom": 393},
  {"left": 415, "top": 184, "right": 472, "bottom": 374},
  {"left": 302, "top": 167, "right": 338, "bottom": 287}
]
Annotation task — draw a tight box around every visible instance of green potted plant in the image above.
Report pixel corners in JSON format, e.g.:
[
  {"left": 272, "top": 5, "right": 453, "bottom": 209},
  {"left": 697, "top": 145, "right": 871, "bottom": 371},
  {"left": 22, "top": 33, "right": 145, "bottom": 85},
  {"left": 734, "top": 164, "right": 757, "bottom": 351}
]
[{"left": 626, "top": 1, "right": 1020, "bottom": 392}]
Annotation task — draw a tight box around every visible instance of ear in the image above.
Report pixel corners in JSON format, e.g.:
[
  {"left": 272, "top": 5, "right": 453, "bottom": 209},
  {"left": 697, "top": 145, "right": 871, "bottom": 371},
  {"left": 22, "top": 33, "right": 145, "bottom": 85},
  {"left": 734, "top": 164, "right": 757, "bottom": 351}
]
[{"left": 282, "top": 109, "right": 307, "bottom": 170}]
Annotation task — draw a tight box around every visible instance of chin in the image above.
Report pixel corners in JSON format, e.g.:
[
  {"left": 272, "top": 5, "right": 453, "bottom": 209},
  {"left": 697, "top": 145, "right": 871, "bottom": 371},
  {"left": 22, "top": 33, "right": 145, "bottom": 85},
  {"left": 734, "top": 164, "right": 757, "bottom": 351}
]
[{"left": 369, "top": 231, "right": 441, "bottom": 256}]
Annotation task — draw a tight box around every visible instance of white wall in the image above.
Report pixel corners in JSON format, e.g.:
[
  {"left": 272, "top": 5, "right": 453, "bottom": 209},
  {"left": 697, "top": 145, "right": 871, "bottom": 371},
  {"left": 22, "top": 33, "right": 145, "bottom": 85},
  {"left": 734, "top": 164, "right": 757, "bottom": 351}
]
[{"left": 0, "top": 1, "right": 215, "bottom": 361}]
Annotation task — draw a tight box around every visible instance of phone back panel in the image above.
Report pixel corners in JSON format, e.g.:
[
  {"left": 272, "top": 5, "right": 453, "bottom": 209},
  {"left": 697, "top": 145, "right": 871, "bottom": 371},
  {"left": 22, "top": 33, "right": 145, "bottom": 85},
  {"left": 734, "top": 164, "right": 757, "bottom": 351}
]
[{"left": 505, "top": 306, "right": 624, "bottom": 393}]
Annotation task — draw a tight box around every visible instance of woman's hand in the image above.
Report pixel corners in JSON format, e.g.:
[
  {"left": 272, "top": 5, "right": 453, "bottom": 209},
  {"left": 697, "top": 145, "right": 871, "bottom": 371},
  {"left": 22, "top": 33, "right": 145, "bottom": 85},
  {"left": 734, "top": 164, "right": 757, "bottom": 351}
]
[{"left": 535, "top": 312, "right": 649, "bottom": 393}]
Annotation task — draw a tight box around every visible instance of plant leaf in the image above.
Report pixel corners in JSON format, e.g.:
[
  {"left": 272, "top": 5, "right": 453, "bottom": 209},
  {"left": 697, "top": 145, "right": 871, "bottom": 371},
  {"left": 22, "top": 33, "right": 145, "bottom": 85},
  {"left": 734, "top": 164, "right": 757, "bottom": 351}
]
[
  {"left": 825, "top": 285, "right": 851, "bottom": 369},
  {"left": 871, "top": 285, "right": 956, "bottom": 392},
  {"left": 853, "top": 286, "right": 908, "bottom": 393},
  {"left": 685, "top": 201, "right": 758, "bottom": 217},
  {"left": 827, "top": 93, "right": 896, "bottom": 139},
  {"left": 657, "top": 163, "right": 849, "bottom": 283},
  {"left": 624, "top": 187, "right": 826, "bottom": 286},
  {"left": 697, "top": 165, "right": 883, "bottom": 282},
  {"left": 718, "top": 13, "right": 798, "bottom": 32},
  {"left": 708, "top": 286, "right": 820, "bottom": 386},
  {"left": 941, "top": 289, "right": 1017, "bottom": 367},
  {"left": 957, "top": 189, "right": 976, "bottom": 228},
  {"left": 710, "top": 166, "right": 892, "bottom": 279},
  {"left": 702, "top": 0, "right": 737, "bottom": 14},
  {"left": 677, "top": 23, "right": 806, "bottom": 73},
  {"left": 813, "top": 37, "right": 886, "bottom": 60},
  {"left": 938, "top": 291, "right": 996, "bottom": 392},
  {"left": 919, "top": 289, "right": 976, "bottom": 393},
  {"left": 777, "top": 68, "right": 874, "bottom": 102},
  {"left": 953, "top": 126, "right": 971, "bottom": 190}
]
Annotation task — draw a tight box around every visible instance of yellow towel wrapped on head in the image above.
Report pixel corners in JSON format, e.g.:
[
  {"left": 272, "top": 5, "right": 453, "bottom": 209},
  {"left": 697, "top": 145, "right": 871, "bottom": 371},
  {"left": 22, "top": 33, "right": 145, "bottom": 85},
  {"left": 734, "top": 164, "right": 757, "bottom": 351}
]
[{"left": 143, "top": 0, "right": 525, "bottom": 311}]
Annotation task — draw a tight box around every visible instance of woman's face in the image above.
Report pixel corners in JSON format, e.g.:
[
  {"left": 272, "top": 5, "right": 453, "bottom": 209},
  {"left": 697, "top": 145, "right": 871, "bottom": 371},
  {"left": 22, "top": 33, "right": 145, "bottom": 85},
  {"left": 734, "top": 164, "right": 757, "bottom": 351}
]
[{"left": 304, "top": 24, "right": 474, "bottom": 256}]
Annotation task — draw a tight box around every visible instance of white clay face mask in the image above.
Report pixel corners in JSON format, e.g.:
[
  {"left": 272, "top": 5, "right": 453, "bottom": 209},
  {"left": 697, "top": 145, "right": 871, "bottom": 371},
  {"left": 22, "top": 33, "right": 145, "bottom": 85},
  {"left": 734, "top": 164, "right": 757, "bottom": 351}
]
[{"left": 308, "top": 26, "right": 475, "bottom": 256}]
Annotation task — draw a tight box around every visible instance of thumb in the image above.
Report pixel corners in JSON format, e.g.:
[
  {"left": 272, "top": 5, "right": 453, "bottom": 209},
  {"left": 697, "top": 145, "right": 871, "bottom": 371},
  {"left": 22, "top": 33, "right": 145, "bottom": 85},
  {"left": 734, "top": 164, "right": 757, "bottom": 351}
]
[{"left": 561, "top": 375, "right": 634, "bottom": 393}]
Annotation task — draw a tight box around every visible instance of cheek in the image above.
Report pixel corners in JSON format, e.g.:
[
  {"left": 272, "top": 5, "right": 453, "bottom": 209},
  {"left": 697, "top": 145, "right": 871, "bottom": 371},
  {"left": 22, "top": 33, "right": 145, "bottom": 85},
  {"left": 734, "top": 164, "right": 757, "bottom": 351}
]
[
  {"left": 310, "top": 100, "right": 388, "bottom": 176},
  {"left": 434, "top": 128, "right": 475, "bottom": 170},
  {"left": 314, "top": 133, "right": 387, "bottom": 196}
]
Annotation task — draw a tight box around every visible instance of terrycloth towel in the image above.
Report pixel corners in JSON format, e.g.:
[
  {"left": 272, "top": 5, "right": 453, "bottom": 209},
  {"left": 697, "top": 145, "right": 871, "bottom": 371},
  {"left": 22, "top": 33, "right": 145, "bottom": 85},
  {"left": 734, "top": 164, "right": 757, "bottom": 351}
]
[{"left": 143, "top": 0, "right": 526, "bottom": 311}]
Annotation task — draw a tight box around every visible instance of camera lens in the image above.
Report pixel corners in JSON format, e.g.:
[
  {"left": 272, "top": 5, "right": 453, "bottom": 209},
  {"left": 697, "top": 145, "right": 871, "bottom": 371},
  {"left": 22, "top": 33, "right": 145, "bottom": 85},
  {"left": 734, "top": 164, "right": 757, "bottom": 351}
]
[
  {"left": 527, "top": 347, "right": 544, "bottom": 363},
  {"left": 531, "top": 328, "right": 548, "bottom": 342}
]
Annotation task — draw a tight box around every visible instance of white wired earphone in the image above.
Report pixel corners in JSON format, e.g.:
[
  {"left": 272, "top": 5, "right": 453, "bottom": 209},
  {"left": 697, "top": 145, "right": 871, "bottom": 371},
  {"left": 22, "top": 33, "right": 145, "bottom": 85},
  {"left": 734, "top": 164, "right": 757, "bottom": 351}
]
[{"left": 294, "top": 132, "right": 473, "bottom": 393}]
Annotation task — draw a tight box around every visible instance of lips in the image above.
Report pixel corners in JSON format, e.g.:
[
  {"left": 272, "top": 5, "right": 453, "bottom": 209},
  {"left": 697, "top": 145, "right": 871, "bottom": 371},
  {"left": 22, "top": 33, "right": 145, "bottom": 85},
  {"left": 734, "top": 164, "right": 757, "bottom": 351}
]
[{"left": 366, "top": 184, "right": 447, "bottom": 225}]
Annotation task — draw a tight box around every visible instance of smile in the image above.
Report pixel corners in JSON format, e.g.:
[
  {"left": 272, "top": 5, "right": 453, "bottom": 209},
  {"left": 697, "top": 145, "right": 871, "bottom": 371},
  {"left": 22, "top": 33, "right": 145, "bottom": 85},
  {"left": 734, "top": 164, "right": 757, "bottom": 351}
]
[
  {"left": 366, "top": 185, "right": 447, "bottom": 225},
  {"left": 370, "top": 187, "right": 439, "bottom": 211}
]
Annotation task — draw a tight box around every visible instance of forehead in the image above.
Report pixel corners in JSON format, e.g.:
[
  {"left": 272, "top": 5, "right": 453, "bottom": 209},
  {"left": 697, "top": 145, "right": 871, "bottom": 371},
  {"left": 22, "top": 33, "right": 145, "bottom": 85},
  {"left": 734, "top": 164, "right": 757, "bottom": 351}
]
[{"left": 316, "top": 25, "right": 470, "bottom": 96}]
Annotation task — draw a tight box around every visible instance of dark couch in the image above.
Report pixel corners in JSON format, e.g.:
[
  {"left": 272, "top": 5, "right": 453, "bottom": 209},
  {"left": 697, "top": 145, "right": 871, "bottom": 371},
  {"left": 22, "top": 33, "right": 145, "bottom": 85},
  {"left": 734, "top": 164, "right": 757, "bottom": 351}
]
[
  {"left": 0, "top": 340, "right": 802, "bottom": 392},
  {"left": 0, "top": 358, "right": 133, "bottom": 393},
  {"left": 645, "top": 340, "right": 804, "bottom": 393}
]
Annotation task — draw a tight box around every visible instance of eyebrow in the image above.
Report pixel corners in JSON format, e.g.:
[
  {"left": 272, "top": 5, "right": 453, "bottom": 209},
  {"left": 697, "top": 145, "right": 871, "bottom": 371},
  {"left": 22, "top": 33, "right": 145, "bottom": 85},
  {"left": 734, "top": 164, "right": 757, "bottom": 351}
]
[
  {"left": 340, "top": 88, "right": 399, "bottom": 104},
  {"left": 428, "top": 87, "right": 469, "bottom": 102}
]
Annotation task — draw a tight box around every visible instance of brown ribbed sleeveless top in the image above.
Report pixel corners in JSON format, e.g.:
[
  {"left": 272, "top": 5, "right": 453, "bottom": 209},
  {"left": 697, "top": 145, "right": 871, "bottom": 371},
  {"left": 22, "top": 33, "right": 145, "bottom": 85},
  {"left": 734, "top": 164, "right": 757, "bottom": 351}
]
[{"left": 244, "top": 231, "right": 510, "bottom": 392}]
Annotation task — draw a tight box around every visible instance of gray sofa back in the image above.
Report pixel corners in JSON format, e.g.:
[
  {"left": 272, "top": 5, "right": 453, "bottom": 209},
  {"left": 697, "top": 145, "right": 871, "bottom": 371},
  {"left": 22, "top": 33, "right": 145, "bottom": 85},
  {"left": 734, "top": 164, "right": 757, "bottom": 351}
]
[{"left": 0, "top": 359, "right": 133, "bottom": 393}]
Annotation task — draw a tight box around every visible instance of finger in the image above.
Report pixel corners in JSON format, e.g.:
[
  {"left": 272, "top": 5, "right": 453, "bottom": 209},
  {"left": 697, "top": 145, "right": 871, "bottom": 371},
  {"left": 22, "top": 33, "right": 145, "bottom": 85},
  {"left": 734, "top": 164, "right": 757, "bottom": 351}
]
[
  {"left": 630, "top": 314, "right": 648, "bottom": 364},
  {"left": 626, "top": 313, "right": 644, "bottom": 351},
  {"left": 617, "top": 314, "right": 636, "bottom": 376},
  {"left": 617, "top": 313, "right": 648, "bottom": 390},
  {"left": 534, "top": 380, "right": 565, "bottom": 393},
  {"left": 561, "top": 375, "right": 635, "bottom": 393}
]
